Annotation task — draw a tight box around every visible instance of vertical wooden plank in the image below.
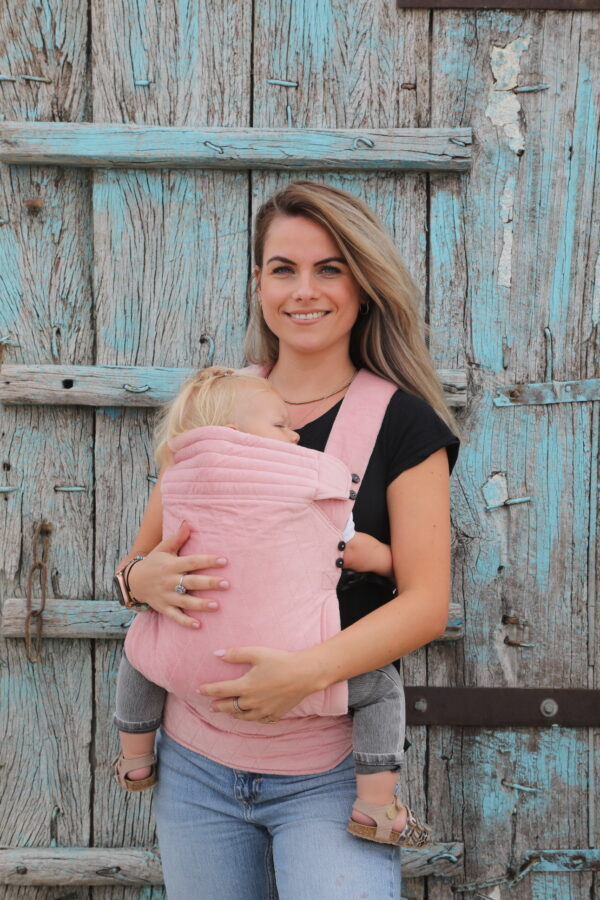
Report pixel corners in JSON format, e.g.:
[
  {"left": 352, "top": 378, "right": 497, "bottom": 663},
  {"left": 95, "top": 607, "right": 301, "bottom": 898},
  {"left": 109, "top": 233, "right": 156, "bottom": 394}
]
[
  {"left": 428, "top": 10, "right": 600, "bottom": 897},
  {"left": 252, "top": 3, "right": 431, "bottom": 897},
  {"left": 0, "top": 3, "right": 93, "bottom": 899},
  {"left": 90, "top": 3, "right": 252, "bottom": 899}
]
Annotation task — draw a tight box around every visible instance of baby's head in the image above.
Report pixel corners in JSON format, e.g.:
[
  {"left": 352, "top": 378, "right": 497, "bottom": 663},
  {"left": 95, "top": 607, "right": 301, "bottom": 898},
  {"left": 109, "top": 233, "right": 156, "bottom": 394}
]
[{"left": 154, "top": 366, "right": 299, "bottom": 466}]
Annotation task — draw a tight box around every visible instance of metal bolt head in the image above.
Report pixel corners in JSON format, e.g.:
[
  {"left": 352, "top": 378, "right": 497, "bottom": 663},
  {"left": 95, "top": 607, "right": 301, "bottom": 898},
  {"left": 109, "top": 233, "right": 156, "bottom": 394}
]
[{"left": 540, "top": 697, "right": 559, "bottom": 718}]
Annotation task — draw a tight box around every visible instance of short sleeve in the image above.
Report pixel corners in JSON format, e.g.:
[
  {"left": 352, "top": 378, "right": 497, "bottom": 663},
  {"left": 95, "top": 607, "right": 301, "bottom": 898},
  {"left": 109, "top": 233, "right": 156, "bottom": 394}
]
[{"left": 381, "top": 390, "right": 460, "bottom": 486}]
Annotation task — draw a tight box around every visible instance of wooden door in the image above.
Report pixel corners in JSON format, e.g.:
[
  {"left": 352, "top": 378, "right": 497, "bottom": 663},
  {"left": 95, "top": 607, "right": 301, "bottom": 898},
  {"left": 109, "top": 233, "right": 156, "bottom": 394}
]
[{"left": 1, "top": 2, "right": 598, "bottom": 898}]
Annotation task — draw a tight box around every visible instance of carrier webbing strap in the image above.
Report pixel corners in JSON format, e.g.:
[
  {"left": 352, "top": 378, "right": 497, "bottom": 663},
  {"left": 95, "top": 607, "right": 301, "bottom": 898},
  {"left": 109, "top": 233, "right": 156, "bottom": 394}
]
[{"left": 324, "top": 369, "right": 397, "bottom": 486}]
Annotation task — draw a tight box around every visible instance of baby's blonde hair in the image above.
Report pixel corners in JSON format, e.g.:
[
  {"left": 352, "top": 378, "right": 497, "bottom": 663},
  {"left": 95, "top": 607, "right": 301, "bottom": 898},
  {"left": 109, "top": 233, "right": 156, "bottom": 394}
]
[{"left": 154, "top": 366, "right": 273, "bottom": 467}]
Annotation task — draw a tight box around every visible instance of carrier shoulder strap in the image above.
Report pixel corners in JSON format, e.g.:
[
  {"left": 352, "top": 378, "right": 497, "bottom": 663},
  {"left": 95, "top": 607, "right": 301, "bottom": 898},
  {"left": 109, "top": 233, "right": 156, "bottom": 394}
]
[{"left": 238, "top": 365, "right": 397, "bottom": 487}]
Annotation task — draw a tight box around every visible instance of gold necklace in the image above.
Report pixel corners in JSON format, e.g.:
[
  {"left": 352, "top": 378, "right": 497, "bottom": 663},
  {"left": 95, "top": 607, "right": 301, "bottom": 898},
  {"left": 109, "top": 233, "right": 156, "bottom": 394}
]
[{"left": 269, "top": 369, "right": 357, "bottom": 405}]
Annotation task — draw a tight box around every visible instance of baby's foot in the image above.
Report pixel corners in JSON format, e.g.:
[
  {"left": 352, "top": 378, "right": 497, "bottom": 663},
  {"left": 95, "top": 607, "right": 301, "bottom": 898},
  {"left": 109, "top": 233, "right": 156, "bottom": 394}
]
[
  {"left": 124, "top": 764, "right": 152, "bottom": 780},
  {"left": 112, "top": 751, "right": 157, "bottom": 792},
  {"left": 349, "top": 798, "right": 432, "bottom": 847},
  {"left": 351, "top": 801, "right": 408, "bottom": 834}
]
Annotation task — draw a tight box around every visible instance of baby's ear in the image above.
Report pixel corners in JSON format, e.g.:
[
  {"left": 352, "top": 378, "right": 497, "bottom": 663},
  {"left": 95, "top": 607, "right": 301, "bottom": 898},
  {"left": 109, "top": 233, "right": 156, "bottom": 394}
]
[{"left": 224, "top": 423, "right": 239, "bottom": 431}]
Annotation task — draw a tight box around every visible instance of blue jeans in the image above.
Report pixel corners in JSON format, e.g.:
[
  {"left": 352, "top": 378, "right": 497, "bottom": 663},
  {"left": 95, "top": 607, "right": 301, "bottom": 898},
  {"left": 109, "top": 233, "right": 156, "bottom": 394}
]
[{"left": 154, "top": 730, "right": 402, "bottom": 900}]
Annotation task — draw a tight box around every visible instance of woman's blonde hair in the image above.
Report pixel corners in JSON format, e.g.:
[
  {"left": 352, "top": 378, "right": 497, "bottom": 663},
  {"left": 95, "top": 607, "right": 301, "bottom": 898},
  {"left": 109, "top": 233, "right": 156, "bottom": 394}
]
[
  {"left": 153, "top": 367, "right": 273, "bottom": 467},
  {"left": 245, "top": 180, "right": 460, "bottom": 437}
]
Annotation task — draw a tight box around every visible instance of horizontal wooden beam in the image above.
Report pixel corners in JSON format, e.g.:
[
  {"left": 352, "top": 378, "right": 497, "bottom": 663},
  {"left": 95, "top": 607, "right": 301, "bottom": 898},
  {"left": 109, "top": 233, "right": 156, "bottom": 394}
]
[
  {"left": 0, "top": 364, "right": 467, "bottom": 408},
  {"left": 0, "top": 843, "right": 463, "bottom": 884},
  {"left": 0, "top": 122, "right": 472, "bottom": 172},
  {"left": 0, "top": 598, "right": 464, "bottom": 641}
]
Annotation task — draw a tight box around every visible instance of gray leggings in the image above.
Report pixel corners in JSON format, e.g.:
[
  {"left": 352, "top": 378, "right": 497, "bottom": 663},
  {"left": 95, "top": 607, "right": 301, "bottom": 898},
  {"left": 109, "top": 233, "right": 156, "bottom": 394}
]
[{"left": 115, "top": 651, "right": 405, "bottom": 775}]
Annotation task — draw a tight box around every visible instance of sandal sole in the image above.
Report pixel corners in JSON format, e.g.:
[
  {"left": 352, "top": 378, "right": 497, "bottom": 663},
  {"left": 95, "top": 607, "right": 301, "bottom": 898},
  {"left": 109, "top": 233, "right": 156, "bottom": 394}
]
[{"left": 346, "top": 818, "right": 432, "bottom": 848}]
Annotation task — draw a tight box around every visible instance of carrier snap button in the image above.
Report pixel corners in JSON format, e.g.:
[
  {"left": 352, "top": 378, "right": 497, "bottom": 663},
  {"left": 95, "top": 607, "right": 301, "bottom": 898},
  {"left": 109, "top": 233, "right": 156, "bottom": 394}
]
[
  {"left": 349, "top": 490, "right": 357, "bottom": 500},
  {"left": 335, "top": 557, "right": 344, "bottom": 568},
  {"left": 351, "top": 474, "right": 360, "bottom": 483},
  {"left": 337, "top": 541, "right": 346, "bottom": 551}
]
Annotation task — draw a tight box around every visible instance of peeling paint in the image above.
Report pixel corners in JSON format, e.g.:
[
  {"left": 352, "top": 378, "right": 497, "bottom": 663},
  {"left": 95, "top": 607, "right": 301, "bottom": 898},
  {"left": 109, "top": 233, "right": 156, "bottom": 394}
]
[
  {"left": 485, "top": 887, "right": 502, "bottom": 900},
  {"left": 485, "top": 36, "right": 531, "bottom": 154},
  {"left": 482, "top": 472, "right": 509, "bottom": 509},
  {"left": 498, "top": 176, "right": 515, "bottom": 287},
  {"left": 592, "top": 251, "right": 600, "bottom": 327},
  {"left": 493, "top": 623, "right": 516, "bottom": 683}
]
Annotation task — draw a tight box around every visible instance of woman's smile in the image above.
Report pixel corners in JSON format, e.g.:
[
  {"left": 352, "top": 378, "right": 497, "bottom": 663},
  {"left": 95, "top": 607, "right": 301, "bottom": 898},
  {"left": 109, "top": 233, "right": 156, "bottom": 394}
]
[{"left": 285, "top": 309, "right": 330, "bottom": 323}]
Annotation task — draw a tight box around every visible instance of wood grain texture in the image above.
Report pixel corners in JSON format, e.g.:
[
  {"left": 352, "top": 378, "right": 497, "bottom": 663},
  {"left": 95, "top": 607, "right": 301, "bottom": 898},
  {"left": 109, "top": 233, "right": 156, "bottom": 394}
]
[
  {"left": 0, "top": 363, "right": 468, "bottom": 406},
  {"left": 0, "top": 122, "right": 473, "bottom": 171},
  {"left": 427, "top": 10, "right": 600, "bottom": 898},
  {"left": 90, "top": 3, "right": 251, "bottom": 898},
  {"left": 0, "top": 4, "right": 94, "bottom": 899}
]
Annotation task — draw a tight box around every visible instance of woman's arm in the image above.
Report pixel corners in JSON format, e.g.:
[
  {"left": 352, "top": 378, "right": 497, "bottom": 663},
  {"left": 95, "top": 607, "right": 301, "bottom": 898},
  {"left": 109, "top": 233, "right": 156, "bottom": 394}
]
[
  {"left": 308, "top": 446, "right": 450, "bottom": 683},
  {"left": 201, "top": 447, "right": 450, "bottom": 719},
  {"left": 117, "top": 463, "right": 230, "bottom": 627}
]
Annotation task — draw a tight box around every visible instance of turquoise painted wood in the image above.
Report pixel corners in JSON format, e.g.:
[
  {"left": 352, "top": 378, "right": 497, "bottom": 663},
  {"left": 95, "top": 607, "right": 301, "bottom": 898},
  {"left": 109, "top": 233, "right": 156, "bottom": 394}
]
[
  {"left": 0, "top": 2, "right": 598, "bottom": 899},
  {"left": 0, "top": 123, "right": 473, "bottom": 172}
]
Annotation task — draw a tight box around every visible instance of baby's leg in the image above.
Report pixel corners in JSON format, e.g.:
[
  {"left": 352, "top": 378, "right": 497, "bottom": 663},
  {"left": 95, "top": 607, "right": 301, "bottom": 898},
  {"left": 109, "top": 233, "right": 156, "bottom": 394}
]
[
  {"left": 348, "top": 666, "right": 407, "bottom": 833},
  {"left": 348, "top": 667, "right": 431, "bottom": 846},
  {"left": 114, "top": 650, "right": 165, "bottom": 780}
]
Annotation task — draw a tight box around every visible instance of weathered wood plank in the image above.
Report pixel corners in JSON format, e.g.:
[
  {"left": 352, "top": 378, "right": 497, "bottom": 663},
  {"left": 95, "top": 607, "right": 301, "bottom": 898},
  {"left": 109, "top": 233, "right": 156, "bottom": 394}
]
[
  {"left": 0, "top": 122, "right": 473, "bottom": 172},
  {"left": 0, "top": 842, "right": 464, "bottom": 884},
  {"left": 0, "top": 598, "right": 465, "bottom": 642},
  {"left": 0, "top": 4, "right": 93, "bottom": 899},
  {"left": 90, "top": 2, "right": 253, "bottom": 897},
  {"left": 0, "top": 363, "right": 468, "bottom": 407},
  {"left": 0, "top": 848, "right": 162, "bottom": 887},
  {"left": 427, "top": 9, "right": 600, "bottom": 898}
]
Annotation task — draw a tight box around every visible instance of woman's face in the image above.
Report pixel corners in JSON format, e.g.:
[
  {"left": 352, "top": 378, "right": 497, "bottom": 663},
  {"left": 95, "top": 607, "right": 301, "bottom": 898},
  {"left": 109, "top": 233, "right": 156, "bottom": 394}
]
[{"left": 254, "top": 215, "right": 362, "bottom": 358}]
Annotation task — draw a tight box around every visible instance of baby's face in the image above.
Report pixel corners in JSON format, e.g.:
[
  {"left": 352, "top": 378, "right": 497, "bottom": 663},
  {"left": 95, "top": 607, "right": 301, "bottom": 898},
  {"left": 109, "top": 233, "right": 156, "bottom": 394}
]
[{"left": 230, "top": 389, "right": 300, "bottom": 444}]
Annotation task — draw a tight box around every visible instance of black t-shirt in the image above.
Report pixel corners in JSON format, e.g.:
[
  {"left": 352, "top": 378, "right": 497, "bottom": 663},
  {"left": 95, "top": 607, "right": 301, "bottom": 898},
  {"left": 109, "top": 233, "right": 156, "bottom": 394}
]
[{"left": 296, "top": 387, "right": 460, "bottom": 629}]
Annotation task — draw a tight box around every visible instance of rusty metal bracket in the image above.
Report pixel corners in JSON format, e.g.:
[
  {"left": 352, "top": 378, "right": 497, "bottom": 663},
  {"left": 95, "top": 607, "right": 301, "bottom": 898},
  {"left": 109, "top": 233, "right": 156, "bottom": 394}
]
[
  {"left": 494, "top": 377, "right": 600, "bottom": 407},
  {"left": 398, "top": 0, "right": 600, "bottom": 8},
  {"left": 520, "top": 849, "right": 600, "bottom": 873},
  {"left": 24, "top": 521, "right": 52, "bottom": 663},
  {"left": 406, "top": 687, "right": 600, "bottom": 727}
]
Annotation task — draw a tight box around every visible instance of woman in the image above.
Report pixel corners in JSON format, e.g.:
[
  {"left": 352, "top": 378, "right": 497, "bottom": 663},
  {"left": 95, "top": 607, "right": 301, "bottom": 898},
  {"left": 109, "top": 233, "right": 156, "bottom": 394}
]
[{"left": 118, "top": 181, "right": 460, "bottom": 898}]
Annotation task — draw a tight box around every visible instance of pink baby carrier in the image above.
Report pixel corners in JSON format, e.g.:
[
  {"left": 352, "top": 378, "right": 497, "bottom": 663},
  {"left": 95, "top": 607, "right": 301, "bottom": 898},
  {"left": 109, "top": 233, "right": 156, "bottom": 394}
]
[{"left": 124, "top": 368, "right": 397, "bottom": 770}]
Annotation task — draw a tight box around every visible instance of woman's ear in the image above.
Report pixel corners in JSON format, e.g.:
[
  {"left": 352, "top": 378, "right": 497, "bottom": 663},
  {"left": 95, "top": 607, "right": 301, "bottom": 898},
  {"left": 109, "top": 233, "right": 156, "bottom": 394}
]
[{"left": 253, "top": 265, "right": 261, "bottom": 291}]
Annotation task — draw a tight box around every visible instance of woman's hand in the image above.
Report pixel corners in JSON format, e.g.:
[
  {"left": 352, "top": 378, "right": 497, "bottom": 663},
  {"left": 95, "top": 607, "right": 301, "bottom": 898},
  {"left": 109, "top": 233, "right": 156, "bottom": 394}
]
[
  {"left": 343, "top": 531, "right": 394, "bottom": 579},
  {"left": 197, "top": 646, "right": 325, "bottom": 722},
  {"left": 125, "top": 522, "right": 230, "bottom": 629}
]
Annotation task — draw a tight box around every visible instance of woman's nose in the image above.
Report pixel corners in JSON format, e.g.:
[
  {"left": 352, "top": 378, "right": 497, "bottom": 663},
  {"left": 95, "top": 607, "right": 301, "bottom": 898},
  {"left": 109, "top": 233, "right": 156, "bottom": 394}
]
[{"left": 292, "top": 272, "right": 319, "bottom": 300}]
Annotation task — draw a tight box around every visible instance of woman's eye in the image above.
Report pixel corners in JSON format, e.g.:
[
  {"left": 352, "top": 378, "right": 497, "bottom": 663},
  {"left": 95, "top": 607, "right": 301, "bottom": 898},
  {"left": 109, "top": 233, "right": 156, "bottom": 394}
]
[
  {"left": 272, "top": 265, "right": 292, "bottom": 274},
  {"left": 320, "top": 265, "right": 340, "bottom": 274}
]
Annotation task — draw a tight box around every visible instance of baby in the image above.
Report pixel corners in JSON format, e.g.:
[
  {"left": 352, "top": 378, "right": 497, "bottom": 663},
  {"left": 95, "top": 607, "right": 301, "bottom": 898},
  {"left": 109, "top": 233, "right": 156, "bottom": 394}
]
[{"left": 113, "top": 367, "right": 431, "bottom": 848}]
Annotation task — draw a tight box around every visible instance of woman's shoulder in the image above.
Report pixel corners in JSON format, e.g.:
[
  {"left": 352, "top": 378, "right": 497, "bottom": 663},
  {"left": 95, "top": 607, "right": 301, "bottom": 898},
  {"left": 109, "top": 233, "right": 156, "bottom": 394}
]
[{"left": 378, "top": 388, "right": 461, "bottom": 479}]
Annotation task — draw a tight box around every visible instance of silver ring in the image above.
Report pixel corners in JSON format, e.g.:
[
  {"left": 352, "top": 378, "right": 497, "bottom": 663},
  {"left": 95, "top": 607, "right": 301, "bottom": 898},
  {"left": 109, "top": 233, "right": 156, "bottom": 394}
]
[
  {"left": 175, "top": 574, "right": 187, "bottom": 595},
  {"left": 232, "top": 696, "right": 245, "bottom": 714}
]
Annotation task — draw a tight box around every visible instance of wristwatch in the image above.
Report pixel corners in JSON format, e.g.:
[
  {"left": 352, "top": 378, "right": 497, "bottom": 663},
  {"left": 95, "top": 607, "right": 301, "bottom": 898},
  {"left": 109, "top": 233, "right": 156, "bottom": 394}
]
[{"left": 113, "top": 555, "right": 149, "bottom": 610}]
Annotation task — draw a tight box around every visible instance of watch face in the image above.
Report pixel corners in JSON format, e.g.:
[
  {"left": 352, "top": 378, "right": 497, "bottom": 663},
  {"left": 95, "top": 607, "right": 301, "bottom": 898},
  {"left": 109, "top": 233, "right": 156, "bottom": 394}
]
[{"left": 113, "top": 572, "right": 129, "bottom": 606}]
